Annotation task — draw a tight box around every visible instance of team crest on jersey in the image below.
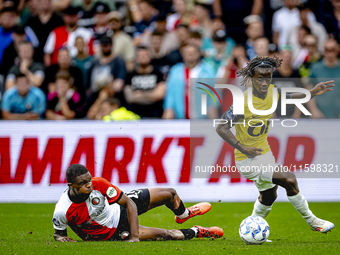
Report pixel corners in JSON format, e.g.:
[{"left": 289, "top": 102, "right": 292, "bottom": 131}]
[
  {"left": 92, "top": 197, "right": 100, "bottom": 205},
  {"left": 106, "top": 187, "right": 117, "bottom": 198}
]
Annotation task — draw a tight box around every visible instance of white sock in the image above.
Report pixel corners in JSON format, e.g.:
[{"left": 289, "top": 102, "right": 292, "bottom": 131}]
[
  {"left": 191, "top": 226, "right": 199, "bottom": 237},
  {"left": 287, "top": 192, "right": 316, "bottom": 224},
  {"left": 251, "top": 199, "right": 272, "bottom": 218},
  {"left": 177, "top": 208, "right": 190, "bottom": 219}
]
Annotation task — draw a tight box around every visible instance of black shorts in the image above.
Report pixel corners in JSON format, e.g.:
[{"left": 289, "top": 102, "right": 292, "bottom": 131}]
[
  {"left": 125, "top": 188, "right": 150, "bottom": 215},
  {"left": 108, "top": 206, "right": 131, "bottom": 241},
  {"left": 108, "top": 189, "right": 150, "bottom": 241}
]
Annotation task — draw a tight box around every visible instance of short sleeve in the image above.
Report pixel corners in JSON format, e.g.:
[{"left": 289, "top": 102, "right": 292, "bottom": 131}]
[
  {"left": 1, "top": 89, "right": 12, "bottom": 111},
  {"left": 92, "top": 177, "right": 122, "bottom": 204},
  {"left": 224, "top": 104, "right": 237, "bottom": 121},
  {"left": 44, "top": 31, "right": 56, "bottom": 54},
  {"left": 52, "top": 209, "right": 68, "bottom": 230}
]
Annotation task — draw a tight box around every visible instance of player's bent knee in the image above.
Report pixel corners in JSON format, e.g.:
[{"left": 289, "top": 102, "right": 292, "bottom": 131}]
[
  {"left": 164, "top": 188, "right": 177, "bottom": 200},
  {"left": 168, "top": 188, "right": 177, "bottom": 196},
  {"left": 285, "top": 177, "right": 298, "bottom": 188}
]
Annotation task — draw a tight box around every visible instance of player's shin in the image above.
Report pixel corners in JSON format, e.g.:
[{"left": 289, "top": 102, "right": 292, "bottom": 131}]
[
  {"left": 251, "top": 199, "right": 272, "bottom": 218},
  {"left": 287, "top": 192, "right": 316, "bottom": 224},
  {"left": 172, "top": 200, "right": 190, "bottom": 219}
]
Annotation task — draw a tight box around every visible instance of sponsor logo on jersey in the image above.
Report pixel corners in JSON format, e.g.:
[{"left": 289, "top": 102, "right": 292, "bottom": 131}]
[
  {"left": 106, "top": 187, "right": 117, "bottom": 198},
  {"left": 92, "top": 197, "right": 100, "bottom": 205}
]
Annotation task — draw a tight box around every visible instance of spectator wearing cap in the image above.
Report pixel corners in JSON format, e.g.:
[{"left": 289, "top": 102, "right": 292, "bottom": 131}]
[
  {"left": 41, "top": 47, "right": 83, "bottom": 96},
  {"left": 0, "top": 7, "right": 18, "bottom": 65},
  {"left": 84, "top": 35, "right": 126, "bottom": 118},
  {"left": 43, "top": 6, "right": 94, "bottom": 66},
  {"left": 24, "top": 0, "right": 64, "bottom": 63},
  {"left": 244, "top": 15, "right": 264, "bottom": 60},
  {"left": 133, "top": 0, "right": 158, "bottom": 45},
  {"left": 1, "top": 72, "right": 46, "bottom": 120},
  {"left": 163, "top": 43, "right": 217, "bottom": 119},
  {"left": 107, "top": 11, "right": 135, "bottom": 72},
  {"left": 287, "top": 3, "right": 328, "bottom": 65},
  {"left": 45, "top": 70, "right": 81, "bottom": 120},
  {"left": 124, "top": 46, "right": 165, "bottom": 118},
  {"left": 5, "top": 40, "right": 44, "bottom": 90}
]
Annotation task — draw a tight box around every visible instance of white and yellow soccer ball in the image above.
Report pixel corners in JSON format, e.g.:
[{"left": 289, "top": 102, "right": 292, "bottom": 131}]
[{"left": 239, "top": 216, "right": 270, "bottom": 245}]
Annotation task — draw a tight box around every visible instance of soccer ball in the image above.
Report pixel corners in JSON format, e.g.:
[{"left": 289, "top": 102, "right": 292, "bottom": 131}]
[{"left": 239, "top": 216, "right": 270, "bottom": 245}]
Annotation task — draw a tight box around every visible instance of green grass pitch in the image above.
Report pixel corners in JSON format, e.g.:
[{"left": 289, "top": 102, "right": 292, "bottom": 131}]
[{"left": 0, "top": 202, "right": 339, "bottom": 255}]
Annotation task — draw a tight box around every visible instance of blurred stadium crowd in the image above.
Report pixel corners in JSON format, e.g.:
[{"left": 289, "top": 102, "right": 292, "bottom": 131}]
[{"left": 0, "top": 0, "right": 340, "bottom": 120}]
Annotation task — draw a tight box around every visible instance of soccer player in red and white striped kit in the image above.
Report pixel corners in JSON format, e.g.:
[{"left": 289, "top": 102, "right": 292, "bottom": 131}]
[{"left": 52, "top": 164, "right": 223, "bottom": 242}]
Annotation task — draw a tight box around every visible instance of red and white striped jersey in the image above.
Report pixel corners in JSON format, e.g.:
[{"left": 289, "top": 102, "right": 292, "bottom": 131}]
[
  {"left": 52, "top": 177, "right": 122, "bottom": 241},
  {"left": 44, "top": 26, "right": 94, "bottom": 65}
]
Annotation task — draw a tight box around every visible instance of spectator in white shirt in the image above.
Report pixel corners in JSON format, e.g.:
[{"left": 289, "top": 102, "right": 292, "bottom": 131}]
[{"left": 272, "top": 0, "right": 316, "bottom": 48}]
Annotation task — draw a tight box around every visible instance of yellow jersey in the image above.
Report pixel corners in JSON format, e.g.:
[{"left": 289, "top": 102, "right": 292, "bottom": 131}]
[
  {"left": 233, "top": 84, "right": 279, "bottom": 161},
  {"left": 102, "top": 107, "right": 140, "bottom": 122}
]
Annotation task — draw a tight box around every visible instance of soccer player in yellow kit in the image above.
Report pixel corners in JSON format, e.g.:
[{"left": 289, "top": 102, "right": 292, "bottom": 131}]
[{"left": 216, "top": 56, "right": 335, "bottom": 233}]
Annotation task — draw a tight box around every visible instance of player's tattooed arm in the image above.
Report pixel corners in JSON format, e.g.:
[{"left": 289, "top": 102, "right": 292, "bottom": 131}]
[
  {"left": 117, "top": 194, "right": 140, "bottom": 242},
  {"left": 53, "top": 229, "right": 77, "bottom": 242},
  {"left": 216, "top": 106, "right": 263, "bottom": 158}
]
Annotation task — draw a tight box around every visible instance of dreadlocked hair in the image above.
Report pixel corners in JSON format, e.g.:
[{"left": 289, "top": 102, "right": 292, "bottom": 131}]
[{"left": 236, "top": 55, "right": 283, "bottom": 86}]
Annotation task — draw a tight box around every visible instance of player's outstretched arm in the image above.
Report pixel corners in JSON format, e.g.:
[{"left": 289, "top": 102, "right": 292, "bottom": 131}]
[
  {"left": 290, "top": 80, "right": 335, "bottom": 99},
  {"left": 53, "top": 229, "right": 77, "bottom": 242},
  {"left": 216, "top": 111, "right": 263, "bottom": 158},
  {"left": 117, "top": 194, "right": 140, "bottom": 242}
]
